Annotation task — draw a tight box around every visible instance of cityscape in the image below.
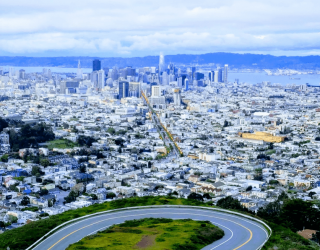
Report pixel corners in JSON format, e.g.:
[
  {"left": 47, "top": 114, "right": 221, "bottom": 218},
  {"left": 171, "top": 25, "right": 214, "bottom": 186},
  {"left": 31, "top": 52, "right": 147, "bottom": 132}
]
[{"left": 1, "top": 1, "right": 320, "bottom": 250}]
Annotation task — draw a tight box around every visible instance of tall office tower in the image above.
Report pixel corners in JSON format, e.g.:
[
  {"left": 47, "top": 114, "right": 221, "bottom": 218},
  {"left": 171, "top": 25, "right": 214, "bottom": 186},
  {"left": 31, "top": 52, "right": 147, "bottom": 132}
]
[
  {"left": 129, "top": 82, "right": 141, "bottom": 97},
  {"left": 150, "top": 67, "right": 156, "bottom": 74},
  {"left": 169, "top": 63, "right": 175, "bottom": 74},
  {"left": 103, "top": 67, "right": 109, "bottom": 77},
  {"left": 42, "top": 68, "right": 47, "bottom": 77},
  {"left": 173, "top": 88, "right": 181, "bottom": 105},
  {"left": 159, "top": 52, "right": 165, "bottom": 73},
  {"left": 77, "top": 60, "right": 83, "bottom": 79},
  {"left": 111, "top": 67, "right": 119, "bottom": 81},
  {"left": 177, "top": 77, "right": 183, "bottom": 87},
  {"left": 214, "top": 70, "right": 219, "bottom": 83},
  {"left": 185, "top": 78, "right": 189, "bottom": 91},
  {"left": 91, "top": 71, "right": 99, "bottom": 88},
  {"left": 161, "top": 71, "right": 169, "bottom": 85},
  {"left": 194, "top": 72, "right": 204, "bottom": 80},
  {"left": 47, "top": 69, "right": 52, "bottom": 79},
  {"left": 224, "top": 64, "right": 228, "bottom": 83},
  {"left": 19, "top": 69, "right": 26, "bottom": 79},
  {"left": 208, "top": 71, "right": 215, "bottom": 82},
  {"left": 218, "top": 69, "right": 223, "bottom": 82},
  {"left": 97, "top": 69, "right": 105, "bottom": 90},
  {"left": 152, "top": 85, "right": 161, "bottom": 97},
  {"left": 177, "top": 68, "right": 181, "bottom": 77},
  {"left": 119, "top": 81, "right": 129, "bottom": 99},
  {"left": 169, "top": 74, "right": 176, "bottom": 82},
  {"left": 92, "top": 59, "right": 101, "bottom": 72},
  {"left": 191, "top": 66, "right": 196, "bottom": 79}
]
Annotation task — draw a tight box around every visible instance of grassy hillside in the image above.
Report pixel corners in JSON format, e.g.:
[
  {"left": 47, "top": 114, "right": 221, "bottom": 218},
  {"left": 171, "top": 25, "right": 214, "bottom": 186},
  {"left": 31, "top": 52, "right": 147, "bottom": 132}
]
[{"left": 66, "top": 218, "right": 224, "bottom": 250}]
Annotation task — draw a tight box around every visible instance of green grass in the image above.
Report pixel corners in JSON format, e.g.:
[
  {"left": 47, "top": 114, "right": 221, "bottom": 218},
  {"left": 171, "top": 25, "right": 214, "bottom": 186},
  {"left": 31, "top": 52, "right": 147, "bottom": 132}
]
[
  {"left": 262, "top": 222, "right": 319, "bottom": 250},
  {"left": 66, "top": 218, "right": 224, "bottom": 250},
  {"left": 47, "top": 139, "right": 79, "bottom": 150},
  {"left": 0, "top": 196, "right": 210, "bottom": 250},
  {"left": 0, "top": 196, "right": 316, "bottom": 250}
]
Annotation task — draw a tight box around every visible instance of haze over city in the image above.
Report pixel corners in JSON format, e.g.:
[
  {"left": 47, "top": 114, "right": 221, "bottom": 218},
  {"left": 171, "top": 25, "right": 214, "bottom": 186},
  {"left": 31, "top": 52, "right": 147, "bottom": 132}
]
[{"left": 1, "top": 0, "right": 320, "bottom": 57}]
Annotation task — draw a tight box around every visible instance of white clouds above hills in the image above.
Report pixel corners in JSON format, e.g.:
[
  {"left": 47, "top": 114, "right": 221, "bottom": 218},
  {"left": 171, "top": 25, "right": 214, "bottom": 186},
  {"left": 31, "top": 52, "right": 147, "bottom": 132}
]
[{"left": 1, "top": 0, "right": 320, "bottom": 56}]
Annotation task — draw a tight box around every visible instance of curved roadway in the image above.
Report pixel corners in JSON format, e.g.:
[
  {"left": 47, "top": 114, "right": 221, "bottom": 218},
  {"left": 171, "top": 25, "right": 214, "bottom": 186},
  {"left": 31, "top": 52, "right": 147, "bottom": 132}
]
[{"left": 32, "top": 207, "right": 268, "bottom": 250}]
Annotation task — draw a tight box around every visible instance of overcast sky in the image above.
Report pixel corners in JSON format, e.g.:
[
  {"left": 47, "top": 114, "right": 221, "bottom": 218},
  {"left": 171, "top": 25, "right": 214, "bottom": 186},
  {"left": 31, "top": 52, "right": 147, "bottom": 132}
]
[{"left": 1, "top": 0, "right": 320, "bottom": 57}]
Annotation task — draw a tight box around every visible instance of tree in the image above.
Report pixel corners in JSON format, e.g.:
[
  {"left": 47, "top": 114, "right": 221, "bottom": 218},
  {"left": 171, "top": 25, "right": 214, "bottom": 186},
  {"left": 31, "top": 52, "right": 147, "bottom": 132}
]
[
  {"left": 40, "top": 159, "right": 50, "bottom": 167},
  {"left": 309, "top": 191, "right": 316, "bottom": 198},
  {"left": 8, "top": 215, "right": 18, "bottom": 224},
  {"left": 39, "top": 189, "right": 48, "bottom": 196},
  {"left": 20, "top": 196, "right": 30, "bottom": 206},
  {"left": 187, "top": 192, "right": 203, "bottom": 201},
  {"left": 203, "top": 193, "right": 211, "bottom": 199},
  {"left": 9, "top": 185, "right": 19, "bottom": 192},
  {"left": 269, "top": 180, "right": 279, "bottom": 185},
  {"left": 0, "top": 117, "right": 8, "bottom": 132},
  {"left": 62, "top": 122, "right": 69, "bottom": 129},
  {"left": 0, "top": 154, "right": 8, "bottom": 162},
  {"left": 106, "top": 192, "right": 116, "bottom": 199},
  {"left": 217, "top": 196, "right": 248, "bottom": 211},
  {"left": 77, "top": 135, "right": 96, "bottom": 147},
  {"left": 106, "top": 127, "right": 116, "bottom": 135},
  {"left": 90, "top": 194, "right": 98, "bottom": 200},
  {"left": 246, "top": 186, "right": 252, "bottom": 191},
  {"left": 79, "top": 165, "right": 86, "bottom": 173},
  {"left": 31, "top": 166, "right": 42, "bottom": 176}
]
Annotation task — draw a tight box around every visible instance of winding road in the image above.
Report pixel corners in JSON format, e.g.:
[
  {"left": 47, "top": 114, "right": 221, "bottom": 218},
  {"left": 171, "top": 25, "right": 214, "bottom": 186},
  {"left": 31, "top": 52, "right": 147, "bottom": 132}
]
[{"left": 31, "top": 207, "right": 269, "bottom": 250}]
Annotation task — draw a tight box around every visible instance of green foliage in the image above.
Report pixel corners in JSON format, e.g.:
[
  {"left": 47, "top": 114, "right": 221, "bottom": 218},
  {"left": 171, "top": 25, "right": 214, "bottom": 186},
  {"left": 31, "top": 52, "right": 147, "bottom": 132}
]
[
  {"left": 9, "top": 123, "right": 55, "bottom": 151},
  {"left": 31, "top": 166, "right": 42, "bottom": 176},
  {"left": 9, "top": 184, "right": 19, "bottom": 192},
  {"left": 77, "top": 135, "right": 96, "bottom": 147},
  {"left": 8, "top": 215, "right": 18, "bottom": 224},
  {"left": 262, "top": 222, "right": 318, "bottom": 250},
  {"left": 66, "top": 218, "right": 224, "bottom": 250},
  {"left": 0, "top": 154, "right": 8, "bottom": 162},
  {"left": 217, "top": 196, "right": 249, "bottom": 212},
  {"left": 0, "top": 196, "right": 209, "bottom": 250},
  {"left": 0, "top": 117, "right": 8, "bottom": 132},
  {"left": 21, "top": 207, "right": 39, "bottom": 212},
  {"left": 40, "top": 159, "right": 50, "bottom": 167},
  {"left": 106, "top": 127, "right": 116, "bottom": 135},
  {"left": 188, "top": 192, "right": 203, "bottom": 201},
  {"left": 20, "top": 196, "right": 30, "bottom": 206},
  {"left": 47, "top": 139, "right": 79, "bottom": 150}
]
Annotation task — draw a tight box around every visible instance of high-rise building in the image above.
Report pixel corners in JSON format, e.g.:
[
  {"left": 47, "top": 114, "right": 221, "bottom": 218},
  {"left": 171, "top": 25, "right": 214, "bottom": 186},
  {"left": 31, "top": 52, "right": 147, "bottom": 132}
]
[
  {"left": 191, "top": 66, "right": 196, "bottom": 79},
  {"left": 47, "top": 69, "right": 52, "bottom": 79},
  {"left": 214, "top": 70, "right": 219, "bottom": 83},
  {"left": 159, "top": 52, "right": 165, "bottom": 73},
  {"left": 161, "top": 71, "right": 168, "bottom": 85},
  {"left": 224, "top": 64, "right": 228, "bottom": 83},
  {"left": 152, "top": 85, "right": 161, "bottom": 97},
  {"left": 173, "top": 88, "right": 181, "bottom": 106},
  {"left": 77, "top": 60, "right": 83, "bottom": 79},
  {"left": 119, "top": 81, "right": 129, "bottom": 99},
  {"left": 185, "top": 78, "right": 189, "bottom": 91},
  {"left": 93, "top": 59, "right": 101, "bottom": 72},
  {"left": 60, "top": 81, "right": 79, "bottom": 94},
  {"left": 111, "top": 67, "right": 119, "bottom": 81},
  {"left": 208, "top": 71, "right": 215, "bottom": 82},
  {"left": 194, "top": 72, "right": 204, "bottom": 81},
  {"left": 97, "top": 69, "right": 105, "bottom": 90},
  {"left": 19, "top": 69, "right": 25, "bottom": 79},
  {"left": 218, "top": 69, "right": 223, "bottom": 82}
]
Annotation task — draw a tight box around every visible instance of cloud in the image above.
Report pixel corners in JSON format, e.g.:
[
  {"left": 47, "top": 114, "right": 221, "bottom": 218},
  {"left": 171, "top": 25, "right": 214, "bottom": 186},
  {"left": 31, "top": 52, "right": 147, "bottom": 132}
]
[{"left": 0, "top": 0, "right": 320, "bottom": 56}]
